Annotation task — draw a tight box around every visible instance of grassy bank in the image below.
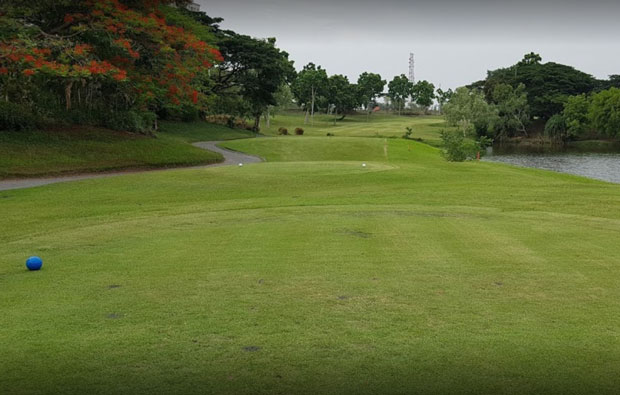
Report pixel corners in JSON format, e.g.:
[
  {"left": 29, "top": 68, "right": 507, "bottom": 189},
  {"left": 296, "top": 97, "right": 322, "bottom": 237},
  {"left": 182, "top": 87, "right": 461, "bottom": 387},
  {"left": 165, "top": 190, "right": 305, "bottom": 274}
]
[
  {"left": 1, "top": 134, "right": 620, "bottom": 394},
  {"left": 0, "top": 122, "right": 253, "bottom": 179}
]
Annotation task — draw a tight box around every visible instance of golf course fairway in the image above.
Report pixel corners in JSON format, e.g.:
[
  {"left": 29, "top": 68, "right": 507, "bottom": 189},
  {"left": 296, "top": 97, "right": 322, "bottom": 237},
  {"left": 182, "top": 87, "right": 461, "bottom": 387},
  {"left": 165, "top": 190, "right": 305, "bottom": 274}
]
[{"left": 1, "top": 136, "right": 620, "bottom": 394}]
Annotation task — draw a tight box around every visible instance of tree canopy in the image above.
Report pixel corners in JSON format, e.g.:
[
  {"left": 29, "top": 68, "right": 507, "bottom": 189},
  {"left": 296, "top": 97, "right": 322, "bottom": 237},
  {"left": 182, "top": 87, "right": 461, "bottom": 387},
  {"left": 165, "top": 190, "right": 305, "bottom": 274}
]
[
  {"left": 443, "top": 87, "right": 498, "bottom": 138},
  {"left": 387, "top": 74, "right": 413, "bottom": 115},
  {"left": 436, "top": 88, "right": 454, "bottom": 114},
  {"left": 326, "top": 74, "right": 358, "bottom": 123},
  {"left": 411, "top": 80, "right": 436, "bottom": 110},
  {"left": 1, "top": 0, "right": 223, "bottom": 132},
  {"left": 490, "top": 83, "right": 530, "bottom": 138},
  {"left": 450, "top": 52, "right": 620, "bottom": 141},
  {"left": 589, "top": 88, "right": 620, "bottom": 138},
  {"left": 357, "top": 72, "right": 385, "bottom": 118},
  {"left": 211, "top": 34, "right": 294, "bottom": 130},
  {"left": 562, "top": 94, "right": 590, "bottom": 138},
  {"left": 480, "top": 53, "right": 597, "bottom": 119},
  {"left": 291, "top": 63, "right": 328, "bottom": 124}
]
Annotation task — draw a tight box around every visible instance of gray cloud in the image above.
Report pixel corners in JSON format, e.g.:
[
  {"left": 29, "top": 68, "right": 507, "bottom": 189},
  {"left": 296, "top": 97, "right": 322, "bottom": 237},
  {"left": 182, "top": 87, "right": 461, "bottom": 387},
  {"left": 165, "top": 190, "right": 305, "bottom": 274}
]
[{"left": 196, "top": 0, "right": 620, "bottom": 89}]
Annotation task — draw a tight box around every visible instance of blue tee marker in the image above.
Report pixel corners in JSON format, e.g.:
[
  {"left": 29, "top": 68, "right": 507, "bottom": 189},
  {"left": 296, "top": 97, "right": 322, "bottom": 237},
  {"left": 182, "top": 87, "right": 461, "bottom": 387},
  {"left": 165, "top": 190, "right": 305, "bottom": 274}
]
[{"left": 26, "top": 256, "right": 43, "bottom": 271}]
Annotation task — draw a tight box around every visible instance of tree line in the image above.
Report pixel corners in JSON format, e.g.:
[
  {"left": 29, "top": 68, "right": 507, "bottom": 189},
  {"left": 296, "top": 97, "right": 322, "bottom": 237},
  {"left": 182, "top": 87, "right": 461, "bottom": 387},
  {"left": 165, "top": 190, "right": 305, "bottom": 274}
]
[
  {"left": 291, "top": 65, "right": 437, "bottom": 125},
  {"left": 0, "top": 0, "right": 299, "bottom": 133},
  {"left": 442, "top": 53, "right": 620, "bottom": 143},
  {"left": 1, "top": 1, "right": 442, "bottom": 134}
]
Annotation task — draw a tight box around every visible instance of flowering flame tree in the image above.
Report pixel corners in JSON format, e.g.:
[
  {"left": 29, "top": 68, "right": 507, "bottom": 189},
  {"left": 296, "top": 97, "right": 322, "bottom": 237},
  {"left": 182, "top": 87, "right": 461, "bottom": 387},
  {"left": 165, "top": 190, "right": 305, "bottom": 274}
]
[{"left": 1, "top": 0, "right": 222, "bottom": 132}]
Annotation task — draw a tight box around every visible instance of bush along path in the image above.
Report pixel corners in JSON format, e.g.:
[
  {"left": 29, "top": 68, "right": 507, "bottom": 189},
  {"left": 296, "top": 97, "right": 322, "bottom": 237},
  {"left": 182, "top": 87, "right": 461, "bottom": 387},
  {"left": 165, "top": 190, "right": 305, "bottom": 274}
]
[{"left": 0, "top": 141, "right": 263, "bottom": 191}]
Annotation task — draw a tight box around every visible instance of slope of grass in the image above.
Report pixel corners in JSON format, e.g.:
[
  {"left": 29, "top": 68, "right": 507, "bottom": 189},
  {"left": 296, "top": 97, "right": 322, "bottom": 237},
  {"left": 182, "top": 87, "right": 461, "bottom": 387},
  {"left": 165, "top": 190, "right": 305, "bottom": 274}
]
[
  {"left": 159, "top": 120, "right": 254, "bottom": 142},
  {"left": 259, "top": 111, "right": 449, "bottom": 144},
  {"left": 0, "top": 122, "right": 252, "bottom": 179},
  {"left": 1, "top": 137, "right": 620, "bottom": 394}
]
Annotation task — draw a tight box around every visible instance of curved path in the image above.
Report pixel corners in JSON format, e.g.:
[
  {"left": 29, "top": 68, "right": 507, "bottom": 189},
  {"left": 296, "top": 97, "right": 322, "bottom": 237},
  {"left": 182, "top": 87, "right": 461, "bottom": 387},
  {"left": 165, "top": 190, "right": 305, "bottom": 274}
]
[
  {"left": 0, "top": 141, "right": 262, "bottom": 192},
  {"left": 191, "top": 141, "right": 262, "bottom": 167}
]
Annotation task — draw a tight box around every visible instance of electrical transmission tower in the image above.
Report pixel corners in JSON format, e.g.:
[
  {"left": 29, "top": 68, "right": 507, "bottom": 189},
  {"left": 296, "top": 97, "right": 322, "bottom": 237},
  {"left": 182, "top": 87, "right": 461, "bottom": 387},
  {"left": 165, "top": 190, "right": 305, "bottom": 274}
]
[{"left": 408, "top": 53, "right": 415, "bottom": 83}]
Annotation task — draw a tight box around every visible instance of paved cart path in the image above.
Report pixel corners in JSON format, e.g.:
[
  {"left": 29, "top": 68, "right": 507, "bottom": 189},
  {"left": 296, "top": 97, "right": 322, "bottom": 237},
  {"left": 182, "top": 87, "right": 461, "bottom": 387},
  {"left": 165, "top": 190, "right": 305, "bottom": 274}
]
[
  {"left": 0, "top": 141, "right": 262, "bottom": 191},
  {"left": 191, "top": 141, "right": 262, "bottom": 167}
]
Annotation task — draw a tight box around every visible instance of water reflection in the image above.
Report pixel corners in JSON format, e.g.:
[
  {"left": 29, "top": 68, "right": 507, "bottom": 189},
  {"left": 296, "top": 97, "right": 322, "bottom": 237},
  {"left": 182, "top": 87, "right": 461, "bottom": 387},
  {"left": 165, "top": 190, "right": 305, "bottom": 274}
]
[{"left": 484, "top": 146, "right": 620, "bottom": 184}]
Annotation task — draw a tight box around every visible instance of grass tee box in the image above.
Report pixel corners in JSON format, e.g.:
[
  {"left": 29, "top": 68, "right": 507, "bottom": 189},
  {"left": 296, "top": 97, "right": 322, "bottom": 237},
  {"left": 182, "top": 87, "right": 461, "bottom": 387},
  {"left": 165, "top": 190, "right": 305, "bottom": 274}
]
[{"left": 1, "top": 135, "right": 620, "bottom": 394}]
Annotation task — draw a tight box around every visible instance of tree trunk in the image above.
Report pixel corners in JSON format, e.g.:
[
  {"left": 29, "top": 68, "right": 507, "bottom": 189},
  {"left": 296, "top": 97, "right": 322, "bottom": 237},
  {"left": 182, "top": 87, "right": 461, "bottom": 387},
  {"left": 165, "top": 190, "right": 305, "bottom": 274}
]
[
  {"left": 516, "top": 113, "right": 528, "bottom": 137},
  {"left": 304, "top": 108, "right": 309, "bottom": 124},
  {"left": 65, "top": 81, "right": 74, "bottom": 111},
  {"left": 253, "top": 114, "right": 260, "bottom": 133},
  {"left": 311, "top": 86, "right": 316, "bottom": 126},
  {"left": 265, "top": 108, "right": 270, "bottom": 128}
]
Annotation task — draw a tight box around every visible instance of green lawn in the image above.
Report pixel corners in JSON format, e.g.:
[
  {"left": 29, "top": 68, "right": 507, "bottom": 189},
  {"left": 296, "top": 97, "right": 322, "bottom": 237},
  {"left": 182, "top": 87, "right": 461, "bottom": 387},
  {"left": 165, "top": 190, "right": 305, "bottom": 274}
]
[
  {"left": 259, "top": 111, "right": 450, "bottom": 144},
  {"left": 1, "top": 131, "right": 620, "bottom": 393},
  {"left": 222, "top": 136, "right": 430, "bottom": 162},
  {"left": 0, "top": 122, "right": 253, "bottom": 179},
  {"left": 0, "top": 114, "right": 441, "bottom": 179}
]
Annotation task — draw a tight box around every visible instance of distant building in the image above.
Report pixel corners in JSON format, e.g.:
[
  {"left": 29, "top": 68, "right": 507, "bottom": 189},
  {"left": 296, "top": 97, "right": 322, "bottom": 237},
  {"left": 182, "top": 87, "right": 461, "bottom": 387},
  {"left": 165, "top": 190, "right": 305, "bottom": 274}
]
[
  {"left": 171, "top": 2, "right": 200, "bottom": 12},
  {"left": 186, "top": 2, "right": 200, "bottom": 12}
]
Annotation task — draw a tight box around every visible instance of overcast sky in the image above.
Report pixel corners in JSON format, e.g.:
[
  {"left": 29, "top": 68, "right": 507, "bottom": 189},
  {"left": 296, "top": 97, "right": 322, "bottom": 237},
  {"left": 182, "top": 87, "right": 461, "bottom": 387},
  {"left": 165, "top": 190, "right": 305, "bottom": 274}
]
[{"left": 196, "top": 0, "right": 619, "bottom": 89}]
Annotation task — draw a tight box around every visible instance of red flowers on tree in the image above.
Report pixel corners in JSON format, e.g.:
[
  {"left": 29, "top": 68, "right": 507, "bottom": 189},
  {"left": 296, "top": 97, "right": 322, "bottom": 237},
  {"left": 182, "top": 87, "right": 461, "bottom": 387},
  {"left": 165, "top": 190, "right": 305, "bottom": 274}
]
[
  {"left": 113, "top": 69, "right": 128, "bottom": 81},
  {"left": 79, "top": 0, "right": 223, "bottom": 108},
  {"left": 1, "top": 0, "right": 224, "bottom": 125},
  {"left": 74, "top": 44, "right": 92, "bottom": 56}
]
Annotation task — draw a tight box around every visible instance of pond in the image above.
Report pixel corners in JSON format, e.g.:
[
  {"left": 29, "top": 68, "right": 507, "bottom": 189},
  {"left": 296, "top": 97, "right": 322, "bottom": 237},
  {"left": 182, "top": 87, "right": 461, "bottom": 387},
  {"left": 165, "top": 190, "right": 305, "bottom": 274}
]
[{"left": 484, "top": 146, "right": 620, "bottom": 184}]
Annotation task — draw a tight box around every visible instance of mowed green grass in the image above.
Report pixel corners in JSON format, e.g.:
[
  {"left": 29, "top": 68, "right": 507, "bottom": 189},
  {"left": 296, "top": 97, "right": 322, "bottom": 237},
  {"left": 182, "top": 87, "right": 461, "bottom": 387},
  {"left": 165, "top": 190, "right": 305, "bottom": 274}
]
[
  {"left": 0, "top": 122, "right": 252, "bottom": 179},
  {"left": 1, "top": 136, "right": 620, "bottom": 394},
  {"left": 259, "top": 111, "right": 449, "bottom": 144}
]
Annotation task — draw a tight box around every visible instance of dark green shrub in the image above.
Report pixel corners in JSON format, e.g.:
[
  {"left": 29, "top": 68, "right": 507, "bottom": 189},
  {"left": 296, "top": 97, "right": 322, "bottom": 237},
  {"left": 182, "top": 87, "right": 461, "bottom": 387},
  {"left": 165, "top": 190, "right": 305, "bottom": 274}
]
[
  {"left": 179, "top": 105, "right": 200, "bottom": 122},
  {"left": 104, "top": 111, "right": 156, "bottom": 134},
  {"left": 589, "top": 87, "right": 620, "bottom": 138},
  {"left": 138, "top": 111, "right": 157, "bottom": 133},
  {"left": 440, "top": 130, "right": 481, "bottom": 162},
  {"left": 562, "top": 94, "right": 589, "bottom": 138},
  {"left": 63, "top": 108, "right": 98, "bottom": 126},
  {"left": 326, "top": 132, "right": 334, "bottom": 137},
  {"left": 55, "top": 108, "right": 155, "bottom": 134},
  {"left": 160, "top": 104, "right": 199, "bottom": 122},
  {"left": 544, "top": 114, "right": 568, "bottom": 142},
  {"left": 478, "top": 136, "right": 494, "bottom": 150},
  {"left": 403, "top": 127, "right": 413, "bottom": 139},
  {"left": 278, "top": 127, "right": 289, "bottom": 135},
  {"left": 295, "top": 127, "right": 304, "bottom": 135},
  {"left": 0, "top": 101, "right": 38, "bottom": 131},
  {"left": 205, "top": 115, "right": 251, "bottom": 130}
]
